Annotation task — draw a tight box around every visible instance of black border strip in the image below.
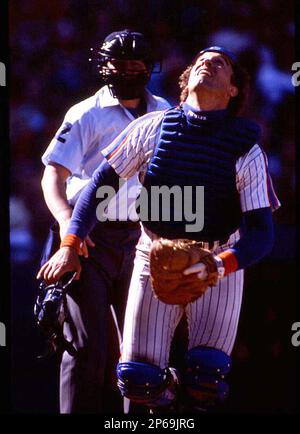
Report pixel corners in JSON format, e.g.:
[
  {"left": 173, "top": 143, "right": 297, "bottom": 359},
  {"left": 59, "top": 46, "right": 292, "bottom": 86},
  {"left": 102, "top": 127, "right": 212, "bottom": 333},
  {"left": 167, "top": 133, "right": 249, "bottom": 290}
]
[
  {"left": 0, "top": 0, "right": 10, "bottom": 415},
  {"left": 295, "top": 0, "right": 300, "bottom": 413}
]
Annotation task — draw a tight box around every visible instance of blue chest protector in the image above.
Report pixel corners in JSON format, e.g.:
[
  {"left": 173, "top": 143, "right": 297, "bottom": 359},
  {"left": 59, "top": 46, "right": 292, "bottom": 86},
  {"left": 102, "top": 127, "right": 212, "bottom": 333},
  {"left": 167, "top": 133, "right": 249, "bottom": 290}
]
[{"left": 142, "top": 105, "right": 261, "bottom": 242}]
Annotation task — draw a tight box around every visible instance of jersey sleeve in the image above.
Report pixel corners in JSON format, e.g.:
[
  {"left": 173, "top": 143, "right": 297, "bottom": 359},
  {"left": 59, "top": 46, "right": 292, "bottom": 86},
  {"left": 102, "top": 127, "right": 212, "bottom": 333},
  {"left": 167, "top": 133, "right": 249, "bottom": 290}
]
[
  {"left": 236, "top": 144, "right": 281, "bottom": 212},
  {"left": 102, "top": 111, "right": 164, "bottom": 179},
  {"left": 41, "top": 107, "right": 94, "bottom": 174}
]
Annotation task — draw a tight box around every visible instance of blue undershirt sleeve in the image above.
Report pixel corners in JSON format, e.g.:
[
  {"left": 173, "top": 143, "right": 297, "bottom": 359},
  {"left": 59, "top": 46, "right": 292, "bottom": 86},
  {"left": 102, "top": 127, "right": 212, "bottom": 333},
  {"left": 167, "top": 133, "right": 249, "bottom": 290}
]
[
  {"left": 66, "top": 160, "right": 121, "bottom": 240},
  {"left": 230, "top": 207, "right": 274, "bottom": 269}
]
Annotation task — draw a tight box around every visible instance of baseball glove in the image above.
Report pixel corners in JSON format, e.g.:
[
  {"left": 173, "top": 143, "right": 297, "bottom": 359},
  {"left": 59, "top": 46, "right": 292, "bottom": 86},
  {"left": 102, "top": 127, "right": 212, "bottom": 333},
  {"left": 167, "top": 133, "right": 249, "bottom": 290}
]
[{"left": 149, "top": 238, "right": 219, "bottom": 305}]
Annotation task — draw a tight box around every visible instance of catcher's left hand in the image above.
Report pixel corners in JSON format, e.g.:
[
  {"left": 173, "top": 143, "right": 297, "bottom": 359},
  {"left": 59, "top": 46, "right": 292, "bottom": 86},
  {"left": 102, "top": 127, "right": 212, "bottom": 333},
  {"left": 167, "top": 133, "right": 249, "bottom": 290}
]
[
  {"left": 149, "top": 238, "right": 220, "bottom": 305},
  {"left": 37, "top": 247, "right": 81, "bottom": 284}
]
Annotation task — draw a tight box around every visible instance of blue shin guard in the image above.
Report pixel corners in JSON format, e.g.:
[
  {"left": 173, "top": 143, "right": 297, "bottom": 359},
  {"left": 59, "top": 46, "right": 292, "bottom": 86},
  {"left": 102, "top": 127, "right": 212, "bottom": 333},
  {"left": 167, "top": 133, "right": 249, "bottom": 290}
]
[
  {"left": 184, "top": 346, "right": 231, "bottom": 409},
  {"left": 117, "top": 361, "right": 179, "bottom": 408}
]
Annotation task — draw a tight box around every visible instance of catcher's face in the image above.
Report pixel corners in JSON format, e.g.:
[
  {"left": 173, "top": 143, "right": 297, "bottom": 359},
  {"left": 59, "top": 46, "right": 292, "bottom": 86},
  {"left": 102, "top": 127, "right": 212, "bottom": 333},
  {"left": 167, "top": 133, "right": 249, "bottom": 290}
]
[{"left": 188, "top": 52, "right": 238, "bottom": 101}]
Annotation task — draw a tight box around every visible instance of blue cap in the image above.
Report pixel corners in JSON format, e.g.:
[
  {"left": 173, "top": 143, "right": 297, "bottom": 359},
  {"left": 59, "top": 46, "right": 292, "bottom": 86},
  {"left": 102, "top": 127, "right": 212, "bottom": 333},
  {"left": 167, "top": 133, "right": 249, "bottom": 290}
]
[{"left": 197, "top": 46, "right": 238, "bottom": 64}]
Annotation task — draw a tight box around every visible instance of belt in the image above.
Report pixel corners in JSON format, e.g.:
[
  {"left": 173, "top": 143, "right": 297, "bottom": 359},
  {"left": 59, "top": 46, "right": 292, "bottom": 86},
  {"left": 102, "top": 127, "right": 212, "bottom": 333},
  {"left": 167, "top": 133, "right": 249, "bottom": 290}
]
[{"left": 144, "top": 227, "right": 228, "bottom": 250}]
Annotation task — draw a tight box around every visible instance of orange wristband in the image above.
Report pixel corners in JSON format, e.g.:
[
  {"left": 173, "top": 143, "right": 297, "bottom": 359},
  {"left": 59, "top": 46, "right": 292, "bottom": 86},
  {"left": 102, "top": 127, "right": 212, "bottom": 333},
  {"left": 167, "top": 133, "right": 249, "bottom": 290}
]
[
  {"left": 218, "top": 250, "right": 238, "bottom": 276},
  {"left": 60, "top": 234, "right": 82, "bottom": 255}
]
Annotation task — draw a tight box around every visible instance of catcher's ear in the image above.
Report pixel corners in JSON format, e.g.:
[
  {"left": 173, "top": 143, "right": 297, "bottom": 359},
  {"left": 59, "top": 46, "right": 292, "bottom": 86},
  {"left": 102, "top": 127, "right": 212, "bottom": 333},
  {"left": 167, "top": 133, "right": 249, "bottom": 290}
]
[{"left": 229, "top": 84, "right": 238, "bottom": 97}]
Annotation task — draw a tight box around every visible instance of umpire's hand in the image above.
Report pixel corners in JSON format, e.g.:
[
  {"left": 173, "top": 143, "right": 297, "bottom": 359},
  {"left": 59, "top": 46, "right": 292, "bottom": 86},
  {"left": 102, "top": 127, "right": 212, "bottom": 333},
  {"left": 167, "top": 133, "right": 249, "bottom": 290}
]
[{"left": 37, "top": 247, "right": 82, "bottom": 284}]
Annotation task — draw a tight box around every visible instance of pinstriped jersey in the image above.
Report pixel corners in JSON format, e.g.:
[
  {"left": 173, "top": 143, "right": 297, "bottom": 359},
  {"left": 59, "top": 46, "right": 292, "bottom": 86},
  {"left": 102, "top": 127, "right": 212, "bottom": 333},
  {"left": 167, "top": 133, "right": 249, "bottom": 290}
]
[{"left": 102, "top": 109, "right": 280, "bottom": 214}]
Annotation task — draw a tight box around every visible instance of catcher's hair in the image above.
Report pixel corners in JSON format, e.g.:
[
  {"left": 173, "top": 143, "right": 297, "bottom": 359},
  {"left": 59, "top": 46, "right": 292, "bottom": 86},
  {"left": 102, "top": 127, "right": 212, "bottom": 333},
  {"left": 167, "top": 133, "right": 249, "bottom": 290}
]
[{"left": 178, "top": 55, "right": 250, "bottom": 116}]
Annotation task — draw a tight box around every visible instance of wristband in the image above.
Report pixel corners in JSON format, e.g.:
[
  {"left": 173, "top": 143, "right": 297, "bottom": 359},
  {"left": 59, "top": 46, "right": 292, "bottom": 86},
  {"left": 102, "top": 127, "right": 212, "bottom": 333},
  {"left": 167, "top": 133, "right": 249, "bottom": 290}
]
[
  {"left": 60, "top": 234, "right": 82, "bottom": 255},
  {"left": 218, "top": 250, "right": 238, "bottom": 276}
]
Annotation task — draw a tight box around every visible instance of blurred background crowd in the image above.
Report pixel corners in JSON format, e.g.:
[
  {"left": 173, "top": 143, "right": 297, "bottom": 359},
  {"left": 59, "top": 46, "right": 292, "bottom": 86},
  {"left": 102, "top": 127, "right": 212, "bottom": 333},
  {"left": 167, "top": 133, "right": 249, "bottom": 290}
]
[{"left": 9, "top": 0, "right": 297, "bottom": 413}]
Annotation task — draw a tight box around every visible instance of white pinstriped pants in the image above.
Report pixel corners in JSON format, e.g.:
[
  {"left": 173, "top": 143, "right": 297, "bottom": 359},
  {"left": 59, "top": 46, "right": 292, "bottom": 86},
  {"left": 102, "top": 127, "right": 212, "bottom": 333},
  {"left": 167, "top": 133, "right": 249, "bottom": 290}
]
[{"left": 121, "top": 226, "right": 244, "bottom": 368}]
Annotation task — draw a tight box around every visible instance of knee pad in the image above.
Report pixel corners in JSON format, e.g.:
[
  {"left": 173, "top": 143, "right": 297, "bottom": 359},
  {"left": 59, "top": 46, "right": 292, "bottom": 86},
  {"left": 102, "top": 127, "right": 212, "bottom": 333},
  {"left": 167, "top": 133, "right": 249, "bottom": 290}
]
[
  {"left": 117, "top": 361, "right": 178, "bottom": 406},
  {"left": 184, "top": 346, "right": 231, "bottom": 407}
]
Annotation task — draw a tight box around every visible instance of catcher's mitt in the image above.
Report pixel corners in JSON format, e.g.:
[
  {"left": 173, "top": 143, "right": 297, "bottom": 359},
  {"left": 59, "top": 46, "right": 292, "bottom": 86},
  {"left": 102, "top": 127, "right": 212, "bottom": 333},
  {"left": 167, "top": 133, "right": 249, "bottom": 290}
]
[{"left": 149, "top": 238, "right": 219, "bottom": 305}]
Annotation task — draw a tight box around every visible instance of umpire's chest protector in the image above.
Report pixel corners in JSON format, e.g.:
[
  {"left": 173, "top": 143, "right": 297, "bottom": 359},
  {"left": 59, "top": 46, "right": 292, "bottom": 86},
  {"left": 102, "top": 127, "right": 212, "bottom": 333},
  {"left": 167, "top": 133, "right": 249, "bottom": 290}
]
[{"left": 142, "top": 105, "right": 261, "bottom": 242}]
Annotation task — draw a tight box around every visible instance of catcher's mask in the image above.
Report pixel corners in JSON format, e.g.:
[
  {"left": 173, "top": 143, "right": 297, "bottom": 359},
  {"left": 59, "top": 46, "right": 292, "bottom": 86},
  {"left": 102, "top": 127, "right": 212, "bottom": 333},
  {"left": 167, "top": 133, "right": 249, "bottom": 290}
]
[
  {"left": 34, "top": 273, "right": 77, "bottom": 359},
  {"left": 90, "top": 29, "right": 159, "bottom": 100}
]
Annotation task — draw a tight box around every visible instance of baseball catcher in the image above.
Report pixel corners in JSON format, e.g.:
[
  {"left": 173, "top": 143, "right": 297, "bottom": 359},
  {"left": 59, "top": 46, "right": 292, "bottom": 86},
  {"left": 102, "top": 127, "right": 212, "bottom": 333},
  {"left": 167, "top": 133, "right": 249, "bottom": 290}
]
[
  {"left": 37, "top": 45, "right": 280, "bottom": 413},
  {"left": 36, "top": 29, "right": 170, "bottom": 413}
]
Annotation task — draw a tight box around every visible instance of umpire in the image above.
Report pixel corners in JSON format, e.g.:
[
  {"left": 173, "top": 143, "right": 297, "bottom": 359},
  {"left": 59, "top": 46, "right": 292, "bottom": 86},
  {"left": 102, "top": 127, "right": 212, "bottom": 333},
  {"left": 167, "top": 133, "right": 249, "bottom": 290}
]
[{"left": 39, "top": 29, "right": 169, "bottom": 413}]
